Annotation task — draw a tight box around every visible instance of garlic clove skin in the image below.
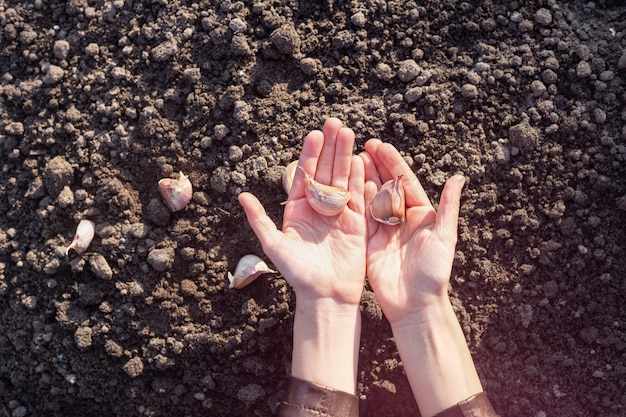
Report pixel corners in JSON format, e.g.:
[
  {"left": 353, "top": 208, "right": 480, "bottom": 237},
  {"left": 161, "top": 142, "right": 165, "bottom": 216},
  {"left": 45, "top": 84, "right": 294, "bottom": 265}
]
[
  {"left": 297, "top": 166, "right": 351, "bottom": 216},
  {"left": 370, "top": 175, "right": 406, "bottom": 225},
  {"left": 65, "top": 219, "right": 96, "bottom": 256},
  {"left": 158, "top": 171, "right": 193, "bottom": 212},
  {"left": 282, "top": 160, "right": 298, "bottom": 195},
  {"left": 228, "top": 254, "right": 277, "bottom": 289}
]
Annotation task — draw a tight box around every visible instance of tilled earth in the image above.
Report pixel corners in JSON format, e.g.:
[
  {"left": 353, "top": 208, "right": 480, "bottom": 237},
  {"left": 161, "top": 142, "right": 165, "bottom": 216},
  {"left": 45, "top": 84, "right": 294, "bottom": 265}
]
[{"left": 0, "top": 1, "right": 625, "bottom": 416}]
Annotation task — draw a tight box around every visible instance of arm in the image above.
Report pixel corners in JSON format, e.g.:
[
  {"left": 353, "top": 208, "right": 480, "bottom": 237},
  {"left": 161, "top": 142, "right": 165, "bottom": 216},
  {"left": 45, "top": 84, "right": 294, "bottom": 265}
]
[
  {"left": 238, "top": 118, "right": 366, "bottom": 413},
  {"left": 361, "top": 140, "right": 498, "bottom": 417}
]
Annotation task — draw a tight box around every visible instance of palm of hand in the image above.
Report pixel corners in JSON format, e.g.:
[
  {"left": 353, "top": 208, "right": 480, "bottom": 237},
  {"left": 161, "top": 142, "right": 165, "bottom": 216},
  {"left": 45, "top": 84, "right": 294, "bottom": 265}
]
[
  {"left": 366, "top": 205, "right": 456, "bottom": 323},
  {"left": 278, "top": 197, "right": 366, "bottom": 306}
]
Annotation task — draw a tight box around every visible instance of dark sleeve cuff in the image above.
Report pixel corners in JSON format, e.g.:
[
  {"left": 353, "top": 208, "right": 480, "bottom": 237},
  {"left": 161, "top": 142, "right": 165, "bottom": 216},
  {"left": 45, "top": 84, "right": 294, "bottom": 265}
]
[
  {"left": 279, "top": 377, "right": 360, "bottom": 417},
  {"left": 434, "top": 392, "right": 500, "bottom": 417}
]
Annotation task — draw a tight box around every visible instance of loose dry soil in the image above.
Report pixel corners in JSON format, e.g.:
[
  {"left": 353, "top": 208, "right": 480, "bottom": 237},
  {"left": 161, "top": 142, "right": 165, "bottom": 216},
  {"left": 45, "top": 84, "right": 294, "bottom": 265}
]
[{"left": 1, "top": 0, "right": 625, "bottom": 416}]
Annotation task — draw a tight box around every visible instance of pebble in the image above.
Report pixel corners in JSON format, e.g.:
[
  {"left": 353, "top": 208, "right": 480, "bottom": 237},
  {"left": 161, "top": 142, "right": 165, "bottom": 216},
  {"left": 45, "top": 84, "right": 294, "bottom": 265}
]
[
  {"left": 147, "top": 247, "right": 175, "bottom": 271},
  {"left": 89, "top": 254, "right": 113, "bottom": 280}
]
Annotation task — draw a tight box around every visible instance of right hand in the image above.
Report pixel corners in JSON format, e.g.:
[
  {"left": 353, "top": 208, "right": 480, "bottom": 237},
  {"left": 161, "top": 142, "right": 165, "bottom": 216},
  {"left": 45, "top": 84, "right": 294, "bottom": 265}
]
[{"left": 360, "top": 139, "right": 466, "bottom": 325}]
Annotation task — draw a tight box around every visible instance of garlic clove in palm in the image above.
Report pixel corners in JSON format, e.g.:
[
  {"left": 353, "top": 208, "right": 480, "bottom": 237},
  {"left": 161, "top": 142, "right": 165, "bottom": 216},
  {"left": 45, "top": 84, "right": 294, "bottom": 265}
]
[
  {"left": 298, "top": 166, "right": 350, "bottom": 216},
  {"left": 228, "top": 254, "right": 277, "bottom": 289},
  {"left": 282, "top": 160, "right": 298, "bottom": 195},
  {"left": 158, "top": 171, "right": 193, "bottom": 212},
  {"left": 65, "top": 219, "right": 96, "bottom": 256},
  {"left": 370, "top": 175, "right": 405, "bottom": 225}
]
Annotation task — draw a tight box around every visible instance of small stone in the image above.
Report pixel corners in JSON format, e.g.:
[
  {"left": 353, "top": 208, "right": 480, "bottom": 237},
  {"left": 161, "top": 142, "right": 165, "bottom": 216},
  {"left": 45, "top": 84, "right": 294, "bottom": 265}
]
[
  {"left": 147, "top": 247, "right": 175, "bottom": 272},
  {"left": 123, "top": 357, "right": 144, "bottom": 378},
  {"left": 89, "top": 254, "right": 113, "bottom": 280},
  {"left": 351, "top": 12, "right": 366, "bottom": 27}
]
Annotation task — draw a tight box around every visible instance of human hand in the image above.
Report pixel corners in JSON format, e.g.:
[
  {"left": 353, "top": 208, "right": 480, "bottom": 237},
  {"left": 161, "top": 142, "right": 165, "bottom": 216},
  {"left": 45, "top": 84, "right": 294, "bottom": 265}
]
[
  {"left": 360, "top": 139, "right": 465, "bottom": 326},
  {"left": 238, "top": 118, "right": 366, "bottom": 309},
  {"left": 238, "top": 118, "right": 366, "bottom": 393}
]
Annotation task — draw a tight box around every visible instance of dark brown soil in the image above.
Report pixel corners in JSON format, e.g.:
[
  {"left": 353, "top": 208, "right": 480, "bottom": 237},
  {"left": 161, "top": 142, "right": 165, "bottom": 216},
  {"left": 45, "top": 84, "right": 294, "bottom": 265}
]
[{"left": 1, "top": 1, "right": 625, "bottom": 416}]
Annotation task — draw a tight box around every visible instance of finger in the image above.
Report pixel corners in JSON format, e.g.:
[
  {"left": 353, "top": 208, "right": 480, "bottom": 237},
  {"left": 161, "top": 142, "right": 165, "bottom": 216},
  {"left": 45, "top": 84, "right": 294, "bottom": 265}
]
[
  {"left": 316, "top": 118, "right": 343, "bottom": 185},
  {"left": 436, "top": 175, "right": 465, "bottom": 241},
  {"left": 347, "top": 155, "right": 365, "bottom": 215},
  {"left": 238, "top": 192, "right": 282, "bottom": 256},
  {"left": 363, "top": 139, "right": 393, "bottom": 181},
  {"left": 363, "top": 180, "right": 380, "bottom": 239},
  {"left": 375, "top": 143, "right": 432, "bottom": 208},
  {"left": 332, "top": 126, "right": 355, "bottom": 190},
  {"left": 360, "top": 150, "right": 382, "bottom": 189},
  {"left": 289, "top": 130, "right": 324, "bottom": 201}
]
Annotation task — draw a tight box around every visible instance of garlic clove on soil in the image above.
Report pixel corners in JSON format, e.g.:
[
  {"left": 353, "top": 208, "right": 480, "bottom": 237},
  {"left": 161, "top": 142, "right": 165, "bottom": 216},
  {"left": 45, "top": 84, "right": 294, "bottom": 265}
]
[
  {"left": 65, "top": 219, "right": 96, "bottom": 256},
  {"left": 370, "top": 175, "right": 405, "bottom": 225},
  {"left": 297, "top": 166, "right": 350, "bottom": 217},
  {"left": 158, "top": 171, "right": 193, "bottom": 212},
  {"left": 228, "top": 254, "right": 277, "bottom": 289}
]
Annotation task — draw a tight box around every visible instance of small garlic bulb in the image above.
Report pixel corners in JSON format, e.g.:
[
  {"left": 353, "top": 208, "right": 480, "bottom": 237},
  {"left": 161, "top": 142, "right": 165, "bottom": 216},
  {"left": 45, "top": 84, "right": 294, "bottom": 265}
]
[
  {"left": 298, "top": 166, "right": 351, "bottom": 217},
  {"left": 282, "top": 160, "right": 298, "bottom": 195},
  {"left": 65, "top": 219, "right": 96, "bottom": 256},
  {"left": 228, "top": 254, "right": 277, "bottom": 289},
  {"left": 370, "top": 176, "right": 405, "bottom": 225},
  {"left": 158, "top": 171, "right": 193, "bottom": 212}
]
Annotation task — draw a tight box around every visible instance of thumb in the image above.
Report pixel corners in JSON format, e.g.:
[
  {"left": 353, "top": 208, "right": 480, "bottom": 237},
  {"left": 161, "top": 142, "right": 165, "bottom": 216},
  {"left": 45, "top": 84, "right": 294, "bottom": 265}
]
[
  {"left": 238, "top": 192, "right": 282, "bottom": 256},
  {"left": 436, "top": 175, "right": 465, "bottom": 241}
]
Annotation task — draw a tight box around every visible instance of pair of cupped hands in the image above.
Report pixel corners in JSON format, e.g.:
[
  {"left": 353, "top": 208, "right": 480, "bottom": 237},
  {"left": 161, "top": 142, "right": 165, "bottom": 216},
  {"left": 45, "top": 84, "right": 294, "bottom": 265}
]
[{"left": 238, "top": 118, "right": 465, "bottom": 326}]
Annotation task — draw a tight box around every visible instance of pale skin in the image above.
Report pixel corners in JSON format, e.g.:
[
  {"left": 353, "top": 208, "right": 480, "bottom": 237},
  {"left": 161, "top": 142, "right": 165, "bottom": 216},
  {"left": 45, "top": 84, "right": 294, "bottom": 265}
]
[
  {"left": 238, "top": 117, "right": 366, "bottom": 394},
  {"left": 238, "top": 118, "right": 484, "bottom": 416}
]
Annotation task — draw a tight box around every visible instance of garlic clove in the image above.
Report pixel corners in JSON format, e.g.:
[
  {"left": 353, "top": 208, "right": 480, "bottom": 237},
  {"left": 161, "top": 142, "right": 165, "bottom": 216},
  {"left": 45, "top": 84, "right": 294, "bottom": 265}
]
[
  {"left": 282, "top": 160, "right": 298, "bottom": 195},
  {"left": 370, "top": 175, "right": 406, "bottom": 225},
  {"left": 228, "top": 254, "right": 277, "bottom": 289},
  {"left": 158, "top": 171, "right": 193, "bottom": 212},
  {"left": 65, "top": 219, "right": 96, "bottom": 256},
  {"left": 297, "top": 166, "right": 350, "bottom": 216}
]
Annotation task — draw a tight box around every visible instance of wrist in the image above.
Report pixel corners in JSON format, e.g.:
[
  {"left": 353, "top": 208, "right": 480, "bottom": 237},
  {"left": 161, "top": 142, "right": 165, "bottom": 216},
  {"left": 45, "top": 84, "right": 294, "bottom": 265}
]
[
  {"left": 389, "top": 298, "right": 483, "bottom": 417},
  {"left": 291, "top": 296, "right": 361, "bottom": 394}
]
